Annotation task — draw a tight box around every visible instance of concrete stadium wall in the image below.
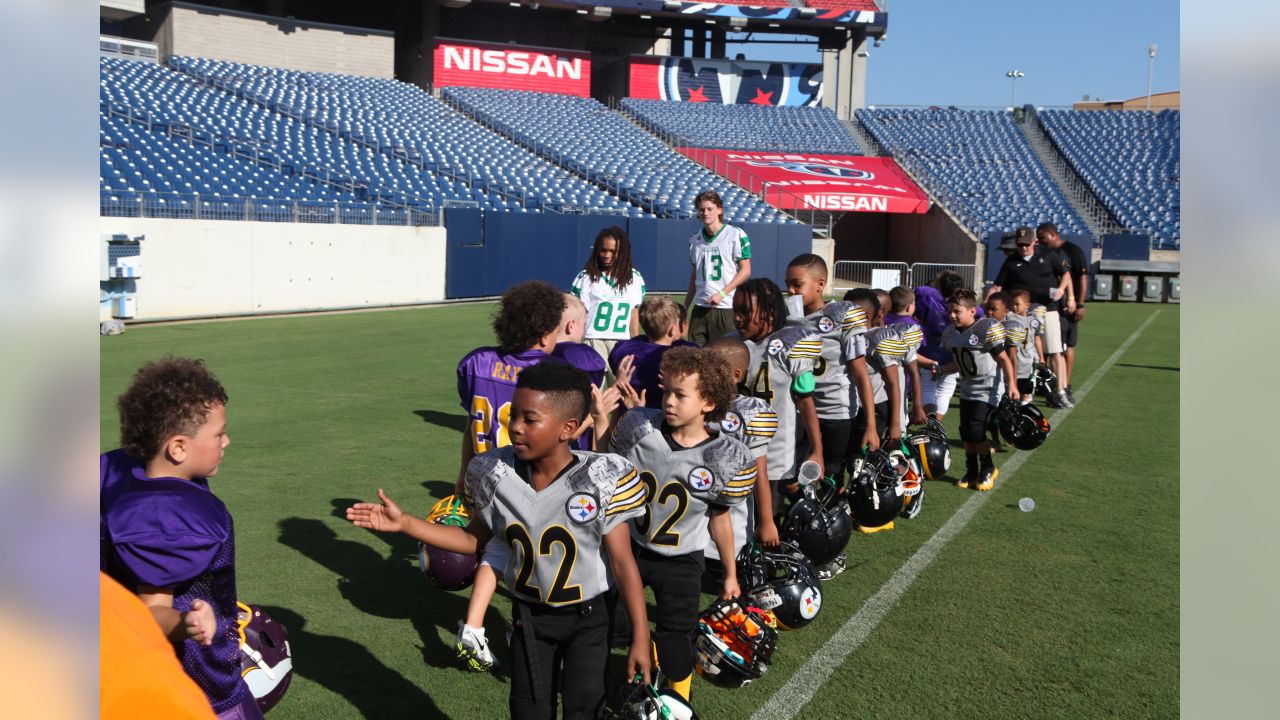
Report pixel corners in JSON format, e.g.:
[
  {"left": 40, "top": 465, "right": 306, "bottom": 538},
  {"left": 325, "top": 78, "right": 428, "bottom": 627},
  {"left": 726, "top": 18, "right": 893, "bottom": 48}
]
[
  {"left": 151, "top": 2, "right": 394, "bottom": 78},
  {"left": 833, "top": 206, "right": 978, "bottom": 265},
  {"left": 101, "top": 218, "right": 446, "bottom": 321}
]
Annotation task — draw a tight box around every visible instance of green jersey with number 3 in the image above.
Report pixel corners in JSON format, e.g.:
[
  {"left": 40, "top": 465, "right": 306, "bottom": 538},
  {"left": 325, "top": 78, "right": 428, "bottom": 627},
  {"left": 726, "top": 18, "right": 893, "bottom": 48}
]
[
  {"left": 689, "top": 224, "right": 751, "bottom": 307},
  {"left": 571, "top": 269, "right": 646, "bottom": 342}
]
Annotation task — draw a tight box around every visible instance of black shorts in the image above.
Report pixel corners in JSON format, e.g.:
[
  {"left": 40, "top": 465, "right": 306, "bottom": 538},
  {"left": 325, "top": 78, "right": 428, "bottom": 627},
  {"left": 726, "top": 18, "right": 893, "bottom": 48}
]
[
  {"left": 851, "top": 401, "right": 890, "bottom": 449},
  {"left": 817, "top": 418, "right": 854, "bottom": 486},
  {"left": 958, "top": 399, "right": 996, "bottom": 444},
  {"left": 615, "top": 545, "right": 705, "bottom": 683},
  {"left": 1059, "top": 313, "right": 1078, "bottom": 347},
  {"left": 510, "top": 594, "right": 610, "bottom": 720}
]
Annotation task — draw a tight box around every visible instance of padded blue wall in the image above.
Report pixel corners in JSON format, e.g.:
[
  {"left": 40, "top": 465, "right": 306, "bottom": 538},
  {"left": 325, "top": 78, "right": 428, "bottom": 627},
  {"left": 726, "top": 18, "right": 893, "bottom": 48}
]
[{"left": 446, "top": 211, "right": 812, "bottom": 299}]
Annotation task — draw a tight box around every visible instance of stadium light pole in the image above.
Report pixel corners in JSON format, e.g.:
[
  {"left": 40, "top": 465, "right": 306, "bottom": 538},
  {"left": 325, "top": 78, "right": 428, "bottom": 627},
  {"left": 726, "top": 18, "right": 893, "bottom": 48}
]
[
  {"left": 1006, "top": 70, "right": 1024, "bottom": 108},
  {"left": 1146, "top": 44, "right": 1157, "bottom": 110}
]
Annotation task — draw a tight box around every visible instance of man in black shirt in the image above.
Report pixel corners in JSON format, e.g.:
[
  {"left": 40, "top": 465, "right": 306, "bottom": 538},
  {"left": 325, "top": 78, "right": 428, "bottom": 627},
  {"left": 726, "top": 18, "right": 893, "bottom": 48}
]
[
  {"left": 987, "top": 226, "right": 1073, "bottom": 408},
  {"left": 1037, "top": 223, "right": 1088, "bottom": 403}
]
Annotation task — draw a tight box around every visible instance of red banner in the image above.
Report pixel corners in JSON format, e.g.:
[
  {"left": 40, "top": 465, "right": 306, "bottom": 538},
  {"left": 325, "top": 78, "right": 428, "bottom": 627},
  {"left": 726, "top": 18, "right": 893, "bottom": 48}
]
[
  {"left": 678, "top": 150, "right": 930, "bottom": 213},
  {"left": 433, "top": 39, "right": 591, "bottom": 97}
]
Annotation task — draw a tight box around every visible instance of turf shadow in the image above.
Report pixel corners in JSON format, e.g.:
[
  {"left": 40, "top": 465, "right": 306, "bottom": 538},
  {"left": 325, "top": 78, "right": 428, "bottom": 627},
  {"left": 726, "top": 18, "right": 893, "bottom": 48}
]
[
  {"left": 259, "top": 605, "right": 449, "bottom": 718},
  {"left": 420, "top": 480, "right": 457, "bottom": 499},
  {"left": 277, "top": 516, "right": 474, "bottom": 671},
  {"left": 414, "top": 409, "right": 465, "bottom": 432},
  {"left": 1116, "top": 362, "right": 1179, "bottom": 372}
]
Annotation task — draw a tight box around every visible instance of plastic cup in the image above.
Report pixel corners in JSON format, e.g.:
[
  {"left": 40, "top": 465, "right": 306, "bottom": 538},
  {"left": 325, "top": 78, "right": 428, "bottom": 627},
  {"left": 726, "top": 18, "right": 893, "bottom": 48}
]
[
  {"left": 1018, "top": 497, "right": 1035, "bottom": 512},
  {"left": 797, "top": 460, "right": 822, "bottom": 486}
]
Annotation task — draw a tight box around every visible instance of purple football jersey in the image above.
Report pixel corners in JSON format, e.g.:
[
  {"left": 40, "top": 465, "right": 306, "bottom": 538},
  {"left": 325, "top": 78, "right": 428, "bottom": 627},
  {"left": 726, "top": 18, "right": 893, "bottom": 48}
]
[
  {"left": 553, "top": 341, "right": 606, "bottom": 388},
  {"left": 608, "top": 337, "right": 698, "bottom": 409},
  {"left": 101, "top": 455, "right": 250, "bottom": 713},
  {"left": 457, "top": 347, "right": 552, "bottom": 454}
]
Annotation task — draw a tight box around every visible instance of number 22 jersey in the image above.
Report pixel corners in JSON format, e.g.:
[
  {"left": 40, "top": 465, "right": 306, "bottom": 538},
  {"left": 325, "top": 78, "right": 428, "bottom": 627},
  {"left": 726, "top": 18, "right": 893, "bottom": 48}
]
[
  {"left": 611, "top": 408, "right": 756, "bottom": 558},
  {"left": 464, "top": 446, "right": 647, "bottom": 607}
]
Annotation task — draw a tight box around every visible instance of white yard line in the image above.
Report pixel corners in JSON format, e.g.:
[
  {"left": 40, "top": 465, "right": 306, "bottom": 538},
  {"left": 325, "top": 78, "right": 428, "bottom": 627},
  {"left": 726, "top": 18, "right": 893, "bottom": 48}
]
[{"left": 751, "top": 309, "right": 1163, "bottom": 720}]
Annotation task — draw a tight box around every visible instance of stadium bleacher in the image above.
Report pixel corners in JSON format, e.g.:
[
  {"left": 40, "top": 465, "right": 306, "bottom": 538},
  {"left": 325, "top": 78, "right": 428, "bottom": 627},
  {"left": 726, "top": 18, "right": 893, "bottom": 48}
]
[
  {"left": 99, "top": 56, "right": 648, "bottom": 221},
  {"left": 1038, "top": 109, "right": 1180, "bottom": 249},
  {"left": 621, "top": 99, "right": 863, "bottom": 156},
  {"left": 442, "top": 86, "right": 791, "bottom": 223},
  {"left": 856, "top": 107, "right": 1090, "bottom": 239}
]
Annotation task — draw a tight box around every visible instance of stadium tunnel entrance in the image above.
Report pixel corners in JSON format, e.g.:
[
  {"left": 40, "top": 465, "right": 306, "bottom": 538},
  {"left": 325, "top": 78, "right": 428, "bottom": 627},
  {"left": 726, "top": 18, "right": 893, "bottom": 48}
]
[{"left": 830, "top": 202, "right": 980, "bottom": 269}]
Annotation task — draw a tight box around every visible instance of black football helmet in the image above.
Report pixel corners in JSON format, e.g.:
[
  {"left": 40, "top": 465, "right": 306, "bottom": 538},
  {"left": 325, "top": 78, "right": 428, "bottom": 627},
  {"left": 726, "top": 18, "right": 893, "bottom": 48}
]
[
  {"left": 846, "top": 450, "right": 905, "bottom": 530},
  {"left": 606, "top": 679, "right": 699, "bottom": 720},
  {"left": 779, "top": 490, "right": 852, "bottom": 566},
  {"left": 1032, "top": 362, "right": 1057, "bottom": 399},
  {"left": 693, "top": 598, "right": 778, "bottom": 689},
  {"left": 888, "top": 449, "right": 926, "bottom": 520},
  {"left": 418, "top": 496, "right": 478, "bottom": 591},
  {"left": 992, "top": 397, "right": 1051, "bottom": 450},
  {"left": 907, "top": 417, "right": 952, "bottom": 481},
  {"left": 237, "top": 602, "right": 294, "bottom": 714},
  {"left": 736, "top": 542, "right": 823, "bottom": 630}
]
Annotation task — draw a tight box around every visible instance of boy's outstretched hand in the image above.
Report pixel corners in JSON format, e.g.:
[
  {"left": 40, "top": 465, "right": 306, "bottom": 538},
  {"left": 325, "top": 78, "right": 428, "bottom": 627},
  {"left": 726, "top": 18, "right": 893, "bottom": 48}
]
[
  {"left": 183, "top": 599, "right": 216, "bottom": 646},
  {"left": 346, "top": 489, "right": 405, "bottom": 533}
]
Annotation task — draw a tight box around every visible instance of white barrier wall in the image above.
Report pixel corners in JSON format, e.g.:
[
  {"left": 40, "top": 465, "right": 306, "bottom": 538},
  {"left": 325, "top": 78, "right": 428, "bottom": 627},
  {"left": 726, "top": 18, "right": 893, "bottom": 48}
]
[{"left": 102, "top": 218, "right": 447, "bottom": 321}]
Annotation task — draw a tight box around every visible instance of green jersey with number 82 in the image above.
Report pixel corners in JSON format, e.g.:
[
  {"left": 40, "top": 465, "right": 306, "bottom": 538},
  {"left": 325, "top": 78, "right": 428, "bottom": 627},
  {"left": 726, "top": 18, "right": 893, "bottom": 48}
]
[
  {"left": 571, "top": 269, "right": 646, "bottom": 342},
  {"left": 689, "top": 224, "right": 751, "bottom": 308}
]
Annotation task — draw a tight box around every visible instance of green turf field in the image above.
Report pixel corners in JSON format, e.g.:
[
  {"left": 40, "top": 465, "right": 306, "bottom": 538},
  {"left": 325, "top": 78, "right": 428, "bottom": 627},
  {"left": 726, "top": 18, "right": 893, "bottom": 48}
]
[{"left": 100, "top": 302, "right": 1178, "bottom": 719}]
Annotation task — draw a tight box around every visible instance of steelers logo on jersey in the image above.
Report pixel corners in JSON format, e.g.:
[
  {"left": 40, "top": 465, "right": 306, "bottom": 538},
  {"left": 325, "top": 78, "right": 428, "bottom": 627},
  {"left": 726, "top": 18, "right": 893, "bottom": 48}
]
[
  {"left": 818, "top": 316, "right": 835, "bottom": 333},
  {"left": 800, "top": 586, "right": 822, "bottom": 620},
  {"left": 767, "top": 338, "right": 785, "bottom": 356},
  {"left": 687, "top": 466, "right": 715, "bottom": 491},
  {"left": 720, "top": 411, "right": 743, "bottom": 434},
  {"left": 968, "top": 334, "right": 981, "bottom": 346},
  {"left": 565, "top": 492, "right": 600, "bottom": 524}
]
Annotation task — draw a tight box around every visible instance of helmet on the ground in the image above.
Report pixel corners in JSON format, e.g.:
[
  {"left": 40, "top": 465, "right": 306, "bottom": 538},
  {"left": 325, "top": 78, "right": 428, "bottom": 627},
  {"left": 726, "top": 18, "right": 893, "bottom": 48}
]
[
  {"left": 693, "top": 598, "right": 778, "bottom": 689},
  {"left": 237, "top": 602, "right": 294, "bottom": 713},
  {"left": 888, "top": 449, "right": 926, "bottom": 520},
  {"left": 607, "top": 679, "right": 699, "bottom": 720},
  {"left": 736, "top": 542, "right": 823, "bottom": 630},
  {"left": 993, "top": 398, "right": 1051, "bottom": 450},
  {"left": 779, "top": 492, "right": 852, "bottom": 566},
  {"left": 1032, "top": 362, "right": 1058, "bottom": 398},
  {"left": 847, "top": 450, "right": 905, "bottom": 529},
  {"left": 418, "top": 496, "right": 478, "bottom": 591},
  {"left": 907, "top": 417, "right": 952, "bottom": 481}
]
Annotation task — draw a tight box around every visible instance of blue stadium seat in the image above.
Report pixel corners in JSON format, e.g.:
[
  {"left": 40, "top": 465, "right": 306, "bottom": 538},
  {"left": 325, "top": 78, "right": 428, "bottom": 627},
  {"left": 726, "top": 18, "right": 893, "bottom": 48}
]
[
  {"left": 620, "top": 98, "right": 864, "bottom": 156},
  {"left": 1038, "top": 110, "right": 1180, "bottom": 249}
]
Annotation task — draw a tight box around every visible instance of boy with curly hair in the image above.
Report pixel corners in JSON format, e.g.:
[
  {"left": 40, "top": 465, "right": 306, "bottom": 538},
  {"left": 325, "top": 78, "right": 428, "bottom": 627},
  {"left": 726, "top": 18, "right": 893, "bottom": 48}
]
[
  {"left": 606, "top": 347, "right": 756, "bottom": 702},
  {"left": 100, "top": 357, "right": 260, "bottom": 719}
]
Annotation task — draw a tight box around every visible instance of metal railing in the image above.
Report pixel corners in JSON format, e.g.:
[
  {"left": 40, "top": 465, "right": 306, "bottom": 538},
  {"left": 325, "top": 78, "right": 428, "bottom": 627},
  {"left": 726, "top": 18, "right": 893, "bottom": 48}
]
[
  {"left": 908, "top": 263, "right": 976, "bottom": 291},
  {"left": 832, "top": 261, "right": 978, "bottom": 293},
  {"left": 100, "top": 191, "right": 441, "bottom": 226},
  {"left": 831, "top": 261, "right": 910, "bottom": 291}
]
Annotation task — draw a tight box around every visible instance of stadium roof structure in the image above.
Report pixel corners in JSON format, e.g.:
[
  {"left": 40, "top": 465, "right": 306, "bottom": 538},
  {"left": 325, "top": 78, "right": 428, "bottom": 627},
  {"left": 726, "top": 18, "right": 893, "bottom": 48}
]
[{"left": 466, "top": 0, "right": 887, "bottom": 31}]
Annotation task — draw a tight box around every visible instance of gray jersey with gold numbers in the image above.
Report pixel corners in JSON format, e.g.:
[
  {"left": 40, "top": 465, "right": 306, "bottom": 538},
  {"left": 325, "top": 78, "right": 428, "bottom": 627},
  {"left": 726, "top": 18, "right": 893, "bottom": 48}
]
[
  {"left": 941, "top": 317, "right": 1008, "bottom": 404},
  {"left": 704, "top": 394, "right": 777, "bottom": 561},
  {"left": 865, "top": 324, "right": 924, "bottom": 434},
  {"left": 611, "top": 408, "right": 755, "bottom": 558},
  {"left": 793, "top": 301, "right": 869, "bottom": 421},
  {"left": 464, "top": 446, "right": 646, "bottom": 607},
  {"left": 742, "top": 326, "right": 822, "bottom": 482},
  {"left": 1004, "top": 313, "right": 1037, "bottom": 379}
]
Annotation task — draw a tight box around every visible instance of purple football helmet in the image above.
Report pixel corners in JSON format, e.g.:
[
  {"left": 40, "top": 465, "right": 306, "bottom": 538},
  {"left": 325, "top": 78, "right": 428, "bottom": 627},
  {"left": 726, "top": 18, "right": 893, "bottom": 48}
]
[
  {"left": 236, "top": 602, "right": 293, "bottom": 713},
  {"left": 419, "top": 496, "right": 478, "bottom": 591}
]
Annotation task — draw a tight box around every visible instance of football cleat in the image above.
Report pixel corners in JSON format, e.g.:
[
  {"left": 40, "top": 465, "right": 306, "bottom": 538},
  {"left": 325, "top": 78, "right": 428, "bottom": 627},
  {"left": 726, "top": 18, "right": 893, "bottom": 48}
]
[
  {"left": 815, "top": 552, "right": 846, "bottom": 581},
  {"left": 976, "top": 467, "right": 998, "bottom": 492},
  {"left": 456, "top": 622, "right": 497, "bottom": 672},
  {"left": 956, "top": 473, "right": 974, "bottom": 490}
]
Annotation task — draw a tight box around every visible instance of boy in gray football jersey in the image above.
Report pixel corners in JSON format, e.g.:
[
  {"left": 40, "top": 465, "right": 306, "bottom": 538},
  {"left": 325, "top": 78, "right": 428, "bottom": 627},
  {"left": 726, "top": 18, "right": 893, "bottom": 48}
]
[
  {"left": 1009, "top": 290, "right": 1047, "bottom": 402},
  {"left": 347, "top": 363, "right": 651, "bottom": 720},
  {"left": 865, "top": 323, "right": 926, "bottom": 446},
  {"left": 606, "top": 347, "right": 756, "bottom": 703},
  {"left": 732, "top": 278, "right": 824, "bottom": 503},
  {"left": 704, "top": 337, "right": 781, "bottom": 564},
  {"left": 937, "top": 291, "right": 1019, "bottom": 492},
  {"left": 783, "top": 255, "right": 879, "bottom": 491}
]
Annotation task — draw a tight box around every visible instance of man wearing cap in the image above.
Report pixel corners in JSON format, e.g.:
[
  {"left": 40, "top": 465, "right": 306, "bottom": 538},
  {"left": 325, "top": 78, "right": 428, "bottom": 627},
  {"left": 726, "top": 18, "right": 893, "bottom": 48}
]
[
  {"left": 1036, "top": 223, "right": 1088, "bottom": 404},
  {"left": 987, "top": 226, "right": 1073, "bottom": 408}
]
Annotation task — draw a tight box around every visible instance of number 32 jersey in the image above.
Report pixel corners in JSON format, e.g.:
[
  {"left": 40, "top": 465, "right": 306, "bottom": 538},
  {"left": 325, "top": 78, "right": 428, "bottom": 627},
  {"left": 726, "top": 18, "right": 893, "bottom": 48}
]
[
  {"left": 611, "top": 408, "right": 756, "bottom": 558},
  {"left": 464, "top": 447, "right": 647, "bottom": 607}
]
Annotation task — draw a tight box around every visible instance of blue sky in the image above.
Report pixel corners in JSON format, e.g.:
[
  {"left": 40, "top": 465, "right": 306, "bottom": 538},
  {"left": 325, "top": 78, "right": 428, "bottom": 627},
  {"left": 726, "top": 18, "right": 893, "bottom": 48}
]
[{"left": 726, "top": 0, "right": 1179, "bottom": 107}]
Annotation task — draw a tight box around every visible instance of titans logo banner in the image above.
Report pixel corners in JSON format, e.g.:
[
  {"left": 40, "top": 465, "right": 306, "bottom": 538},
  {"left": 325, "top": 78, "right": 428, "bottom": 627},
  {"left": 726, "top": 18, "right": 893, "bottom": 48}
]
[{"left": 630, "top": 56, "right": 822, "bottom": 107}]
